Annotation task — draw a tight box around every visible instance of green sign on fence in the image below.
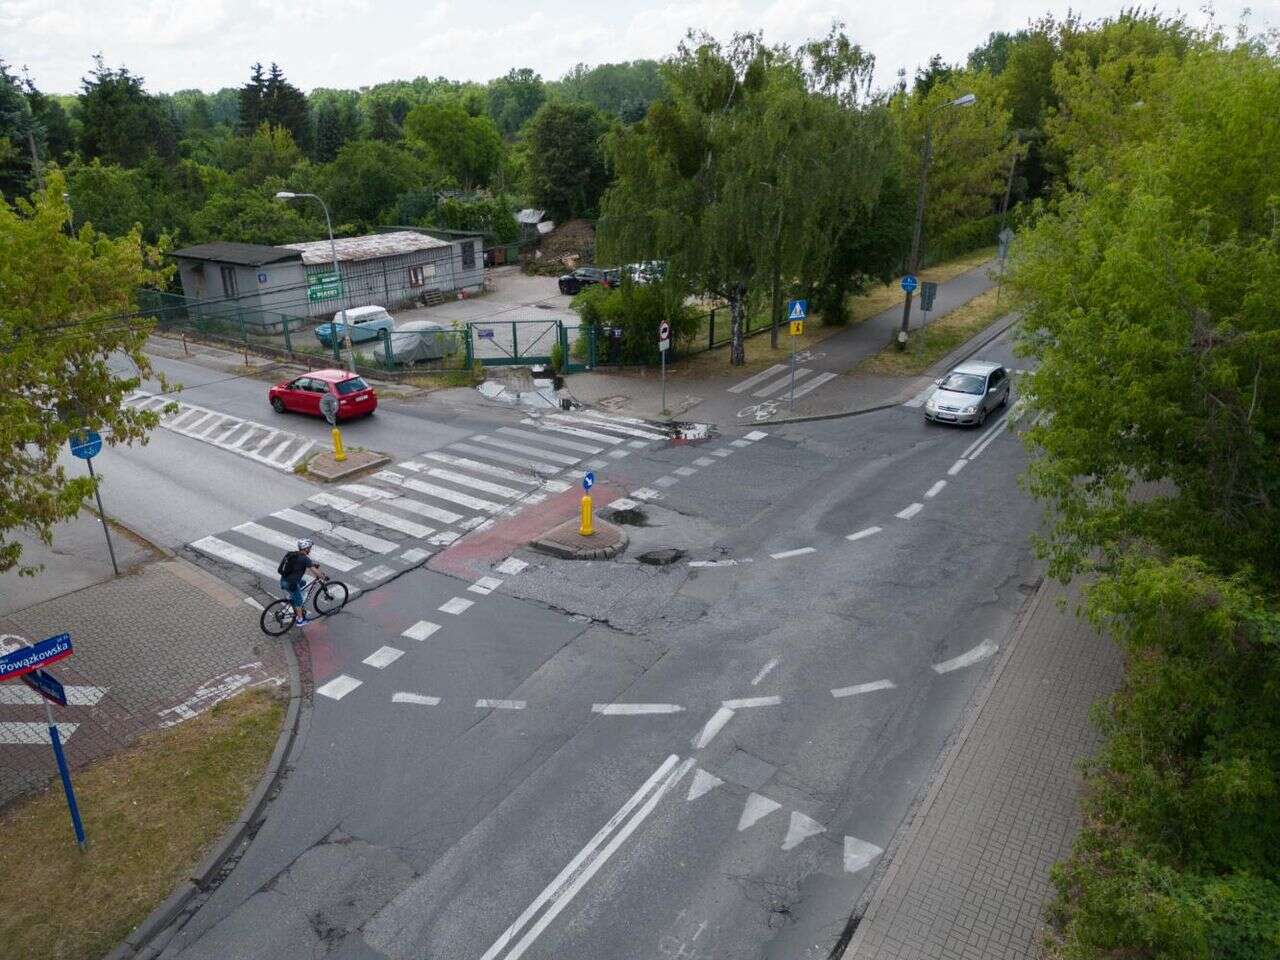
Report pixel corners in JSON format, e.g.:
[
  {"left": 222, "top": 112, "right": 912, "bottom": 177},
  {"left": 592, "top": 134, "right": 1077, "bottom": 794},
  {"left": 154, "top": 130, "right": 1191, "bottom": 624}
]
[{"left": 307, "top": 272, "right": 343, "bottom": 302}]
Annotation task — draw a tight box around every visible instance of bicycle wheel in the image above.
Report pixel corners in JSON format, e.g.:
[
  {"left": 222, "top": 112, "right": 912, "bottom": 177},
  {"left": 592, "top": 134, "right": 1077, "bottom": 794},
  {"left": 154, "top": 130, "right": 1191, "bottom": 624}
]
[
  {"left": 260, "top": 600, "right": 296, "bottom": 637},
  {"left": 312, "top": 580, "right": 349, "bottom": 617}
]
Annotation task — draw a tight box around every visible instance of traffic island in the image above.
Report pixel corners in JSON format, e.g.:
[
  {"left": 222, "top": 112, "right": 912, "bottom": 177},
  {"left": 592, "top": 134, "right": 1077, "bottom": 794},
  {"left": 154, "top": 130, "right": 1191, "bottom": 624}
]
[
  {"left": 304, "top": 448, "right": 390, "bottom": 482},
  {"left": 531, "top": 516, "right": 628, "bottom": 560}
]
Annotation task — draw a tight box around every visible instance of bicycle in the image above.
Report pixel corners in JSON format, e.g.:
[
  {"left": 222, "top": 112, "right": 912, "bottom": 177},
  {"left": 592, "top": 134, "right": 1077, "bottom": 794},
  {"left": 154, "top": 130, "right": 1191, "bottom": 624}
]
[{"left": 259, "top": 576, "right": 349, "bottom": 636}]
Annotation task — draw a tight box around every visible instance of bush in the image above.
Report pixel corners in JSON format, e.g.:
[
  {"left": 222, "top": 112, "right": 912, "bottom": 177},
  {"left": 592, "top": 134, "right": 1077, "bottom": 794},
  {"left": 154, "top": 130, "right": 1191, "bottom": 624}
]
[
  {"left": 1045, "top": 558, "right": 1280, "bottom": 959},
  {"left": 927, "top": 212, "right": 1002, "bottom": 264},
  {"left": 570, "top": 282, "right": 698, "bottom": 366}
]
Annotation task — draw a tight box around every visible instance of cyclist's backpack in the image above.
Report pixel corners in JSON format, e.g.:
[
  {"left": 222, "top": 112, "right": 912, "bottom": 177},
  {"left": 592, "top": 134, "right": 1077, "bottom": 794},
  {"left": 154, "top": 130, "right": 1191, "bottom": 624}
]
[{"left": 278, "top": 551, "right": 296, "bottom": 577}]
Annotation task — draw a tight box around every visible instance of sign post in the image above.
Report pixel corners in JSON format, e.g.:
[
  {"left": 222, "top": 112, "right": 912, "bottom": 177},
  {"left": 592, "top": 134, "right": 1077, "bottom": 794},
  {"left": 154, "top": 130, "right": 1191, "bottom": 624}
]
[
  {"left": 0, "top": 634, "right": 86, "bottom": 849},
  {"left": 579, "top": 471, "right": 595, "bottom": 537},
  {"left": 918, "top": 281, "right": 938, "bottom": 354},
  {"left": 897, "top": 275, "right": 919, "bottom": 349},
  {"left": 69, "top": 430, "right": 119, "bottom": 576},
  {"left": 996, "top": 227, "right": 1014, "bottom": 303},
  {"left": 658, "top": 321, "right": 671, "bottom": 417},
  {"left": 319, "top": 394, "right": 345, "bottom": 462},
  {"left": 785, "top": 300, "right": 808, "bottom": 411}
]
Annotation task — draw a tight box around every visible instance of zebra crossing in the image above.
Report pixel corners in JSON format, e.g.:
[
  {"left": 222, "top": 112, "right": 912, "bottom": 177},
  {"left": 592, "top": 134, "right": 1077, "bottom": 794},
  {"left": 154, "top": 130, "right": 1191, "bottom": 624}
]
[
  {"left": 124, "top": 390, "right": 316, "bottom": 471},
  {"left": 727, "top": 357, "right": 841, "bottom": 413},
  {"left": 187, "top": 410, "right": 676, "bottom": 590}
]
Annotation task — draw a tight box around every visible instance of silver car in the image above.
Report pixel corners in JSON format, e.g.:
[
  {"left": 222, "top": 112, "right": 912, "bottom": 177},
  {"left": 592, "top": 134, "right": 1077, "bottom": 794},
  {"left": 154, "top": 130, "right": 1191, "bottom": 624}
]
[{"left": 923, "top": 361, "right": 1011, "bottom": 426}]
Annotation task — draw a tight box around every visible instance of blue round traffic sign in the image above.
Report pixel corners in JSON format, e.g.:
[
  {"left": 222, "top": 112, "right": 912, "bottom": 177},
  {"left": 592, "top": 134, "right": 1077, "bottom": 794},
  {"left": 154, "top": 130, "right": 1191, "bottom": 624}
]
[
  {"left": 900, "top": 274, "right": 919, "bottom": 294},
  {"left": 69, "top": 429, "right": 102, "bottom": 460},
  {"left": 583, "top": 471, "right": 595, "bottom": 492}
]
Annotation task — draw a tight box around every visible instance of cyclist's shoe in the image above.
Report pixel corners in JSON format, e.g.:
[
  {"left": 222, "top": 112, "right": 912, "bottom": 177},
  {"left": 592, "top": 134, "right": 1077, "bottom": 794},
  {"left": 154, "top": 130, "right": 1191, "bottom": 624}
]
[{"left": 295, "top": 617, "right": 310, "bottom": 627}]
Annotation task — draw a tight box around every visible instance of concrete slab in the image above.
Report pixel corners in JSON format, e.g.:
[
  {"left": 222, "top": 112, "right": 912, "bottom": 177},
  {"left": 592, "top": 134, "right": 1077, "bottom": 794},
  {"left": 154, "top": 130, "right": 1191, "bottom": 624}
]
[{"left": 531, "top": 516, "right": 628, "bottom": 560}]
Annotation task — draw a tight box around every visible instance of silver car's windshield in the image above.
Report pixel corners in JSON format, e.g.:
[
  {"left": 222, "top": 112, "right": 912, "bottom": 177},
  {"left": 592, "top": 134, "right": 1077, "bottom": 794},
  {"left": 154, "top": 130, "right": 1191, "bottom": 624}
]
[{"left": 939, "top": 373, "right": 986, "bottom": 394}]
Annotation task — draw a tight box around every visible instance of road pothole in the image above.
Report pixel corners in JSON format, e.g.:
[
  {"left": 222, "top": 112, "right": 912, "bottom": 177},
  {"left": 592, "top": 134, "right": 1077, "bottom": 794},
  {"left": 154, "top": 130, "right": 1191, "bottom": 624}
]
[
  {"left": 610, "top": 507, "right": 649, "bottom": 526},
  {"left": 638, "top": 548, "right": 685, "bottom": 566}
]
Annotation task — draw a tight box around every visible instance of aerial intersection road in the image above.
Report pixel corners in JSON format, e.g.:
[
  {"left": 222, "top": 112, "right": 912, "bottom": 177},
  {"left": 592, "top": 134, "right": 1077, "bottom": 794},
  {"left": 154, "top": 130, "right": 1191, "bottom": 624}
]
[{"left": 97, "top": 336, "right": 1039, "bottom": 960}]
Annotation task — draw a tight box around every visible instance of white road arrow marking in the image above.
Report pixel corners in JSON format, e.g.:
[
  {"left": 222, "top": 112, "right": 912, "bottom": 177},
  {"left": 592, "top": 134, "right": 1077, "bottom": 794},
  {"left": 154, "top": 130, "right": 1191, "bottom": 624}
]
[{"left": 932, "top": 639, "right": 999, "bottom": 673}]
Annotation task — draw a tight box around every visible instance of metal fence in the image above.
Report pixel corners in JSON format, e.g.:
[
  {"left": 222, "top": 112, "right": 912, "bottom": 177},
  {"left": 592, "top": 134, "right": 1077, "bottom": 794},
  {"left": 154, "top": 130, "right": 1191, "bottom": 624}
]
[{"left": 137, "top": 288, "right": 475, "bottom": 377}]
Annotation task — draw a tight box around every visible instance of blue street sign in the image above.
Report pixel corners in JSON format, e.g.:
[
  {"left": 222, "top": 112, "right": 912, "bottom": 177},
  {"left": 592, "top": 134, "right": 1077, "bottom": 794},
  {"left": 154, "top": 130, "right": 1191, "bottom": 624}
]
[
  {"left": 477, "top": 328, "right": 495, "bottom": 340},
  {"left": 0, "top": 633, "right": 73, "bottom": 682},
  {"left": 257, "top": 271, "right": 268, "bottom": 284},
  {"left": 786, "top": 299, "right": 808, "bottom": 321},
  {"left": 900, "top": 274, "right": 919, "bottom": 294},
  {"left": 583, "top": 471, "right": 595, "bottom": 492},
  {"left": 68, "top": 429, "right": 102, "bottom": 460},
  {"left": 20, "top": 668, "right": 67, "bottom": 707}
]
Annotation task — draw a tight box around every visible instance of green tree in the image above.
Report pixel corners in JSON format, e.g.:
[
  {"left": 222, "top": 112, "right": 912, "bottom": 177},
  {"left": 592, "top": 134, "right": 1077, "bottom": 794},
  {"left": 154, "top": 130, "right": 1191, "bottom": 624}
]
[
  {"left": 190, "top": 189, "right": 320, "bottom": 245},
  {"left": 403, "top": 99, "right": 502, "bottom": 189},
  {"left": 63, "top": 159, "right": 152, "bottom": 239},
  {"left": 0, "top": 173, "right": 169, "bottom": 574},
  {"left": 556, "top": 60, "right": 666, "bottom": 120},
  {"left": 0, "top": 59, "right": 37, "bottom": 197},
  {"left": 600, "top": 28, "right": 897, "bottom": 363},
  {"left": 216, "top": 123, "right": 303, "bottom": 187},
  {"left": 367, "top": 97, "right": 402, "bottom": 142},
  {"left": 435, "top": 195, "right": 519, "bottom": 243},
  {"left": 312, "top": 139, "right": 426, "bottom": 228},
  {"left": 239, "top": 62, "right": 310, "bottom": 152},
  {"left": 525, "top": 100, "right": 609, "bottom": 221},
  {"left": 77, "top": 55, "right": 176, "bottom": 166},
  {"left": 487, "top": 67, "right": 545, "bottom": 137}
]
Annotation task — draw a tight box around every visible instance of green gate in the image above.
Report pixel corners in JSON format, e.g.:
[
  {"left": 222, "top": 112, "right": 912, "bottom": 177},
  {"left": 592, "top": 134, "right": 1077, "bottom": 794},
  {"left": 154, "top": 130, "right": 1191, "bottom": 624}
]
[{"left": 471, "top": 318, "right": 564, "bottom": 367}]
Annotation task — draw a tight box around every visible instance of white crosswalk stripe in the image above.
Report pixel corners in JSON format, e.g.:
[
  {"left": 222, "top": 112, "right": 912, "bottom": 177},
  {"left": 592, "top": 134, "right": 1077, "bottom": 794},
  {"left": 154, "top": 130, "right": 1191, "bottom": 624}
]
[
  {"left": 185, "top": 411, "right": 687, "bottom": 591},
  {"left": 727, "top": 363, "right": 790, "bottom": 394},
  {"left": 125, "top": 391, "right": 315, "bottom": 471},
  {"left": 788, "top": 371, "right": 838, "bottom": 399},
  {"left": 754, "top": 368, "right": 814, "bottom": 397}
]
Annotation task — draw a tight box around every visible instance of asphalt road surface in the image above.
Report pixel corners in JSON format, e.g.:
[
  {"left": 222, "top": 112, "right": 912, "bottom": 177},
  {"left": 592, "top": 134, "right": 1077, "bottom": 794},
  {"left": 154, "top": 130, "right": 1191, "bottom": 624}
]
[{"left": 128, "top": 333, "right": 1042, "bottom": 960}]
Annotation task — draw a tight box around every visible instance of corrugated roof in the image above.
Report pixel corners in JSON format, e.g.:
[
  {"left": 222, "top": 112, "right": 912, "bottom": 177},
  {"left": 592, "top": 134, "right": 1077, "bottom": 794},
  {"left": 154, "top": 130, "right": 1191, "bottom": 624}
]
[
  {"left": 168, "top": 242, "right": 302, "bottom": 266},
  {"left": 282, "top": 231, "right": 450, "bottom": 266}
]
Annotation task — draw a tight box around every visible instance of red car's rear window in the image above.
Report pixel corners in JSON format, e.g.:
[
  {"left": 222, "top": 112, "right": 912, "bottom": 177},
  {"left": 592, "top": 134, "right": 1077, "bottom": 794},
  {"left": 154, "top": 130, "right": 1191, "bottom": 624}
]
[{"left": 335, "top": 377, "right": 369, "bottom": 396}]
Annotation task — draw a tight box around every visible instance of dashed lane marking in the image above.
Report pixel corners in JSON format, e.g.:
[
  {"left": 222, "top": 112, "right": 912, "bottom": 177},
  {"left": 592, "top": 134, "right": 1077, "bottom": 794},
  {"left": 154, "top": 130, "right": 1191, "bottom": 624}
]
[
  {"left": 402, "top": 621, "right": 441, "bottom": 641},
  {"left": 439, "top": 597, "right": 474, "bottom": 616},
  {"left": 925, "top": 480, "right": 947, "bottom": 498},
  {"left": 751, "top": 659, "right": 779, "bottom": 686},
  {"left": 846, "top": 526, "right": 882, "bottom": 542},
  {"left": 831, "top": 679, "right": 896, "bottom": 699},
  {"left": 948, "top": 459, "right": 968, "bottom": 476},
  {"left": 475, "top": 699, "right": 527, "bottom": 710},
  {"left": 392, "top": 692, "right": 441, "bottom": 706},
  {"left": 722, "top": 695, "right": 782, "bottom": 709},
  {"left": 896, "top": 503, "right": 924, "bottom": 520},
  {"left": 363, "top": 646, "right": 405, "bottom": 669},
  {"left": 468, "top": 576, "right": 503, "bottom": 595},
  {"left": 769, "top": 547, "right": 816, "bottom": 560},
  {"left": 316, "top": 675, "right": 363, "bottom": 701},
  {"left": 932, "top": 639, "right": 998, "bottom": 673},
  {"left": 495, "top": 557, "right": 528, "bottom": 575},
  {"left": 592, "top": 702, "right": 685, "bottom": 715}
]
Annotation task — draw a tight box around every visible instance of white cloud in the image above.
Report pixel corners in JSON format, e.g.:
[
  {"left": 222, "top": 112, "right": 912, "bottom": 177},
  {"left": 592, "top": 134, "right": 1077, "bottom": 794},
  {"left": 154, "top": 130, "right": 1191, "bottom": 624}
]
[{"left": 2, "top": 0, "right": 1268, "bottom": 94}]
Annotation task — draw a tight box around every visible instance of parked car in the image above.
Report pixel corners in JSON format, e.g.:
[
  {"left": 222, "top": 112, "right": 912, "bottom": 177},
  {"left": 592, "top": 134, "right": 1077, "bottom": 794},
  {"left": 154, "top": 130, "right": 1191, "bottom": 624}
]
[
  {"left": 314, "top": 305, "right": 395, "bottom": 347},
  {"left": 557, "top": 267, "right": 617, "bottom": 296},
  {"left": 269, "top": 369, "right": 378, "bottom": 420},
  {"left": 381, "top": 319, "right": 452, "bottom": 364},
  {"left": 923, "top": 361, "right": 1010, "bottom": 426}
]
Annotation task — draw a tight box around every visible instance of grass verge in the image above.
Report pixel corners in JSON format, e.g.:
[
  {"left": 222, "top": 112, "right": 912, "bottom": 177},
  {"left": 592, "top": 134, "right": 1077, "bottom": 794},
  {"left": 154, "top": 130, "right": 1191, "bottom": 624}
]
[
  {"left": 857, "top": 287, "right": 1006, "bottom": 375},
  {"left": 0, "top": 688, "right": 286, "bottom": 960}
]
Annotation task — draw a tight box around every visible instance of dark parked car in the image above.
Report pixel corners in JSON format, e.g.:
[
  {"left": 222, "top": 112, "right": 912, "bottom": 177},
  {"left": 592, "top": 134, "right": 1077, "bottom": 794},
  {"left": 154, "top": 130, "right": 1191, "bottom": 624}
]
[{"left": 558, "top": 267, "right": 618, "bottom": 296}]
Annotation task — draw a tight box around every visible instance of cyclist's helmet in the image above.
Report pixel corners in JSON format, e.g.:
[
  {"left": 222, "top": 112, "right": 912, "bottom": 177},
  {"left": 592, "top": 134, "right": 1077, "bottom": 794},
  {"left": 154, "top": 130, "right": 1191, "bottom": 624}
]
[{"left": 297, "top": 538, "right": 313, "bottom": 551}]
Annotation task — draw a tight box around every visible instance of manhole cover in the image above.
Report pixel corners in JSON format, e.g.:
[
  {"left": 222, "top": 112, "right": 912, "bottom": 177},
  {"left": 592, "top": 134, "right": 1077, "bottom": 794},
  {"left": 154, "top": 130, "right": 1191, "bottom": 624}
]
[{"left": 638, "top": 548, "right": 684, "bottom": 566}]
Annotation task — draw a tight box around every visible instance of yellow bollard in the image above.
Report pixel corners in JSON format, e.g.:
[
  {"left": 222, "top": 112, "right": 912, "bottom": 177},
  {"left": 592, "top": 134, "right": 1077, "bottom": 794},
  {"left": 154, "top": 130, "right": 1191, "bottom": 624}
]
[
  {"left": 579, "top": 493, "right": 594, "bottom": 536},
  {"left": 332, "top": 427, "right": 347, "bottom": 463}
]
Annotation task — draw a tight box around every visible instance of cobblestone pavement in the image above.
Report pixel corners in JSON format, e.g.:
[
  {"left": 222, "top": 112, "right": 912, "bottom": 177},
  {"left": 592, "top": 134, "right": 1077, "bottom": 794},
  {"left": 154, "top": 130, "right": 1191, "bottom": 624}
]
[
  {"left": 0, "top": 558, "right": 287, "bottom": 807},
  {"left": 843, "top": 577, "right": 1122, "bottom": 960}
]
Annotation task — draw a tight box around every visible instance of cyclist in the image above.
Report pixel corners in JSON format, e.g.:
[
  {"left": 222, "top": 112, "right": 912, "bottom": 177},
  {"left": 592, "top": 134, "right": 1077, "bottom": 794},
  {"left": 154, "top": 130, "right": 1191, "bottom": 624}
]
[{"left": 277, "top": 539, "right": 323, "bottom": 627}]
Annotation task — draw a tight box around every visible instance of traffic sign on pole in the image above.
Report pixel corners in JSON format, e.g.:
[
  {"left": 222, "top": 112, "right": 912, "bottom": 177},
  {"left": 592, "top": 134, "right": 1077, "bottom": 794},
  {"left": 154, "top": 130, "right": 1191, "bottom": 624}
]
[
  {"left": 920, "top": 281, "right": 938, "bottom": 313},
  {"left": 20, "top": 668, "right": 67, "bottom": 707},
  {"left": 900, "top": 274, "right": 919, "bottom": 295},
  {"left": 0, "top": 632, "right": 72, "bottom": 682},
  {"left": 789, "top": 320, "right": 804, "bottom": 336},
  {"left": 68, "top": 430, "right": 102, "bottom": 460},
  {"left": 582, "top": 471, "right": 595, "bottom": 492},
  {"left": 786, "top": 299, "right": 808, "bottom": 321}
]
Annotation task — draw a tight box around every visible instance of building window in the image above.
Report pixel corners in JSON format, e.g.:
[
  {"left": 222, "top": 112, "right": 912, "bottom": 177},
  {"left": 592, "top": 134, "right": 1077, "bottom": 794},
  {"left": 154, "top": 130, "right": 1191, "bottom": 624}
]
[
  {"left": 220, "top": 265, "right": 239, "bottom": 297},
  {"left": 408, "top": 263, "right": 435, "bottom": 287},
  {"left": 461, "top": 241, "right": 476, "bottom": 270}
]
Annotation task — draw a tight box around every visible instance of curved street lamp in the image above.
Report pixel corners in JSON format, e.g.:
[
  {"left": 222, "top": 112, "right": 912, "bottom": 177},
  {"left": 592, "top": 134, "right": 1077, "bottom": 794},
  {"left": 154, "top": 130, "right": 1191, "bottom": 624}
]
[
  {"left": 897, "top": 93, "right": 977, "bottom": 349},
  {"left": 275, "top": 191, "right": 354, "bottom": 371}
]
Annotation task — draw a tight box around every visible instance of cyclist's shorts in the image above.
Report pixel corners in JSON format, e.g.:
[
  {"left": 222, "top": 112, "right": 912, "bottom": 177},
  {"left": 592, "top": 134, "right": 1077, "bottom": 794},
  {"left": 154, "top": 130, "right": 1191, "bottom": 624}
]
[{"left": 280, "top": 577, "right": 304, "bottom": 608}]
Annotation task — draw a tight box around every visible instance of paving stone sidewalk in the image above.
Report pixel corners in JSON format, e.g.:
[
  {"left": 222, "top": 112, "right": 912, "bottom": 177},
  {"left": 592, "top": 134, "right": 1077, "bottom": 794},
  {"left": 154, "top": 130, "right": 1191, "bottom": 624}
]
[
  {"left": 0, "top": 533, "right": 288, "bottom": 808},
  {"left": 843, "top": 577, "right": 1123, "bottom": 960}
]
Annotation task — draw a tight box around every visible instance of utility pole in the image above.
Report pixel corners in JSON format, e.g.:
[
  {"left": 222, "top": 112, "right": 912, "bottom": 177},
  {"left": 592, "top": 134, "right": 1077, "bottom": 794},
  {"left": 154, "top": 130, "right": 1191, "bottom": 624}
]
[{"left": 897, "top": 93, "right": 976, "bottom": 350}]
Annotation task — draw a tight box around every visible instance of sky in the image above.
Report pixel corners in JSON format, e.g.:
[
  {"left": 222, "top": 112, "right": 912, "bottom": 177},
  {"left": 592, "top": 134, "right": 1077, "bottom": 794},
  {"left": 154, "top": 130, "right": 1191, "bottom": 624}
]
[{"left": 2, "top": 0, "right": 1267, "bottom": 96}]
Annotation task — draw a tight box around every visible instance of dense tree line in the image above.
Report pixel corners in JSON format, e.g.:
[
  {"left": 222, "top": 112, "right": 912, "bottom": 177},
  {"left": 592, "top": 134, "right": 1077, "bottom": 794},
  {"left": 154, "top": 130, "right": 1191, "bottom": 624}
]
[{"left": 1004, "top": 12, "right": 1280, "bottom": 958}]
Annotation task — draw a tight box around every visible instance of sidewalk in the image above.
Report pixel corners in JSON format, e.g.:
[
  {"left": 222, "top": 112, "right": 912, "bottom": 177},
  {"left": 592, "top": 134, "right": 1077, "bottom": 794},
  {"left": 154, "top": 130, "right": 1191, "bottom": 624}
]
[
  {"left": 0, "top": 519, "right": 287, "bottom": 808},
  {"left": 842, "top": 576, "right": 1122, "bottom": 960},
  {"left": 565, "top": 262, "right": 999, "bottom": 425}
]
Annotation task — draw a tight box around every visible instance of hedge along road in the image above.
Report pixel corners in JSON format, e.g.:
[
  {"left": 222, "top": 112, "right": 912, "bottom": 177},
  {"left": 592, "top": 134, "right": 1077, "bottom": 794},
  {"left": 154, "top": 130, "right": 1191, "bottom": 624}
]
[{"left": 155, "top": 333, "right": 1042, "bottom": 960}]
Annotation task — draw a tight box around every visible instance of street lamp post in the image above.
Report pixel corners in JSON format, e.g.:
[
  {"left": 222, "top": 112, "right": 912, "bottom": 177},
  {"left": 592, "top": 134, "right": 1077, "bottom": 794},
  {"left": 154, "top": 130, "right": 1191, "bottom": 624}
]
[
  {"left": 275, "top": 191, "right": 354, "bottom": 371},
  {"left": 897, "top": 92, "right": 976, "bottom": 350}
]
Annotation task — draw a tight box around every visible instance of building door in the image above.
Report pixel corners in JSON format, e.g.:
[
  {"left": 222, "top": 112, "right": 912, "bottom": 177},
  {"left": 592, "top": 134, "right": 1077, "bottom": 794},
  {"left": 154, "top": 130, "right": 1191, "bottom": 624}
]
[{"left": 219, "top": 265, "right": 239, "bottom": 298}]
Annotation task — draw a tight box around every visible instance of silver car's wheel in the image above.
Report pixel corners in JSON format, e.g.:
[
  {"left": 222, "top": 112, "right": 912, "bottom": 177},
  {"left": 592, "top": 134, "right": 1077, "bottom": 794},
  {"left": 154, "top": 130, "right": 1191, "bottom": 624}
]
[{"left": 977, "top": 406, "right": 988, "bottom": 427}]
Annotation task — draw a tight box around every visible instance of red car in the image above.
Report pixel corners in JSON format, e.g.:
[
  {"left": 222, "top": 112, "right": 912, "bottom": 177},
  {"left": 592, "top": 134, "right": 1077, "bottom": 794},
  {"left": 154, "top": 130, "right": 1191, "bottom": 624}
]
[{"left": 268, "top": 369, "right": 378, "bottom": 421}]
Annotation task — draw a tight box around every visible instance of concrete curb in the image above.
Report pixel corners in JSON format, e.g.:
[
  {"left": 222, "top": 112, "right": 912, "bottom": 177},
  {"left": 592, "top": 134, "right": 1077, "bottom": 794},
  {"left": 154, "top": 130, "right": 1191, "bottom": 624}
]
[
  {"left": 839, "top": 573, "right": 1050, "bottom": 958},
  {"left": 105, "top": 623, "right": 305, "bottom": 960},
  {"left": 531, "top": 531, "right": 629, "bottom": 560}
]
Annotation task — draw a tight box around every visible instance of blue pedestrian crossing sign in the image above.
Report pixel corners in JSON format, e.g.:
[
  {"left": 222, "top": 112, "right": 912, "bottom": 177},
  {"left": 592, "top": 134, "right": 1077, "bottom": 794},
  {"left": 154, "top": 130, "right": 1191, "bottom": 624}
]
[
  {"left": 786, "top": 299, "right": 808, "bottom": 321},
  {"left": 583, "top": 471, "right": 595, "bottom": 492},
  {"left": 68, "top": 429, "right": 102, "bottom": 460},
  {"left": 900, "top": 274, "right": 919, "bottom": 294}
]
